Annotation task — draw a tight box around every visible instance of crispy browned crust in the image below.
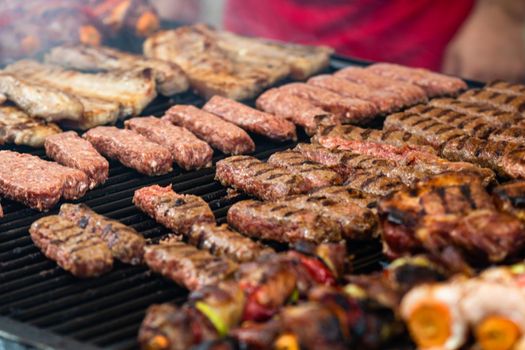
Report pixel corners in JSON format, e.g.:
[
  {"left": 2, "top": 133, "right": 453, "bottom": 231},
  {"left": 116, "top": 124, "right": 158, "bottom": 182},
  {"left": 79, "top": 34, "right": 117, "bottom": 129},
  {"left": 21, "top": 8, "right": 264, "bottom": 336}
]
[{"left": 459, "top": 89, "right": 525, "bottom": 116}]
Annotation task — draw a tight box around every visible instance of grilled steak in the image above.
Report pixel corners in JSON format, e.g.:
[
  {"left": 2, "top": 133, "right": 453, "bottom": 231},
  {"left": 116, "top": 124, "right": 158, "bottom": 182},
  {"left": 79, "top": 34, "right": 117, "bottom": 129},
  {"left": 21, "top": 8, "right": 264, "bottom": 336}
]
[
  {"left": 84, "top": 126, "right": 173, "bottom": 176},
  {"left": 227, "top": 199, "right": 342, "bottom": 243},
  {"left": 125, "top": 117, "right": 213, "bottom": 170},
  {"left": 203, "top": 96, "right": 297, "bottom": 141},
  {"left": 459, "top": 89, "right": 525, "bottom": 116},
  {"left": 188, "top": 223, "right": 273, "bottom": 263},
  {"left": 0, "top": 73, "right": 83, "bottom": 122},
  {"left": 5, "top": 60, "right": 157, "bottom": 117},
  {"left": 45, "top": 131, "right": 109, "bottom": 189},
  {"left": 368, "top": 63, "right": 467, "bottom": 97},
  {"left": 267, "top": 150, "right": 343, "bottom": 189},
  {"left": 255, "top": 88, "right": 338, "bottom": 135},
  {"left": 493, "top": 181, "right": 525, "bottom": 222},
  {"left": 144, "top": 239, "right": 237, "bottom": 290},
  {"left": 163, "top": 105, "right": 255, "bottom": 155},
  {"left": 29, "top": 215, "right": 113, "bottom": 277},
  {"left": 215, "top": 156, "right": 313, "bottom": 201},
  {"left": 133, "top": 185, "right": 215, "bottom": 234},
  {"left": 45, "top": 44, "right": 189, "bottom": 96},
  {"left": 59, "top": 203, "right": 145, "bottom": 265},
  {"left": 278, "top": 83, "right": 379, "bottom": 124}
]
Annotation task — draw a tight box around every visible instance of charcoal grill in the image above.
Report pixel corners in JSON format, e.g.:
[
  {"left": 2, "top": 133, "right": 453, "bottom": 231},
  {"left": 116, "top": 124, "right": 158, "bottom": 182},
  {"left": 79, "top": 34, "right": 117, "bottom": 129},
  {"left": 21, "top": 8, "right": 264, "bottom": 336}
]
[{"left": 0, "top": 55, "right": 482, "bottom": 350}]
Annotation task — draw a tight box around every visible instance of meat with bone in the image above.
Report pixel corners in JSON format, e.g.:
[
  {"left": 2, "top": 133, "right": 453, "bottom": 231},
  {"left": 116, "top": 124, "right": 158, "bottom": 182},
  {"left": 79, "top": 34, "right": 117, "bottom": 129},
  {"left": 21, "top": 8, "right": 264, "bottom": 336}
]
[
  {"left": 0, "top": 73, "right": 84, "bottom": 122},
  {"left": 144, "top": 238, "right": 237, "bottom": 291},
  {"left": 125, "top": 117, "right": 213, "bottom": 170},
  {"left": 215, "top": 156, "right": 313, "bottom": 201},
  {"left": 45, "top": 131, "right": 109, "bottom": 189},
  {"left": 308, "top": 74, "right": 415, "bottom": 114},
  {"left": 459, "top": 89, "right": 525, "bottom": 116},
  {"left": 486, "top": 80, "right": 525, "bottom": 95},
  {"left": 5, "top": 60, "right": 157, "bottom": 117},
  {"left": 45, "top": 44, "right": 189, "bottom": 96},
  {"left": 493, "top": 181, "right": 525, "bottom": 222},
  {"left": 334, "top": 66, "right": 428, "bottom": 103},
  {"left": 84, "top": 126, "right": 173, "bottom": 176},
  {"left": 368, "top": 62, "right": 467, "bottom": 97},
  {"left": 202, "top": 96, "right": 297, "bottom": 141},
  {"left": 0, "top": 105, "right": 61, "bottom": 147},
  {"left": 133, "top": 185, "right": 215, "bottom": 234},
  {"left": 188, "top": 223, "right": 273, "bottom": 263},
  {"left": 278, "top": 83, "right": 379, "bottom": 124},
  {"left": 255, "top": 88, "right": 338, "bottom": 135},
  {"left": 29, "top": 215, "right": 113, "bottom": 277},
  {"left": 162, "top": 105, "right": 255, "bottom": 155},
  {"left": 267, "top": 150, "right": 343, "bottom": 189},
  {"left": 227, "top": 199, "right": 342, "bottom": 243},
  {"left": 59, "top": 203, "right": 145, "bottom": 265}
]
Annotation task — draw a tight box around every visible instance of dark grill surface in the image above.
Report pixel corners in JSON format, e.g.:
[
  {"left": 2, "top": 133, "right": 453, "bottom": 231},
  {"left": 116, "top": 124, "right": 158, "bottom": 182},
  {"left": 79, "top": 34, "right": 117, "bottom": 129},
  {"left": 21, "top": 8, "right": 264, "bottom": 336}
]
[{"left": 0, "top": 56, "right": 478, "bottom": 350}]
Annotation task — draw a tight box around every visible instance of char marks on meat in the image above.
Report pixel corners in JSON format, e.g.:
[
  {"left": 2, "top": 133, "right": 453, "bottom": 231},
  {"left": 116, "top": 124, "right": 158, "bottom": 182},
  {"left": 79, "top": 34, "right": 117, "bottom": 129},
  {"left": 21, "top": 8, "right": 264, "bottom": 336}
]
[{"left": 459, "top": 88, "right": 525, "bottom": 116}]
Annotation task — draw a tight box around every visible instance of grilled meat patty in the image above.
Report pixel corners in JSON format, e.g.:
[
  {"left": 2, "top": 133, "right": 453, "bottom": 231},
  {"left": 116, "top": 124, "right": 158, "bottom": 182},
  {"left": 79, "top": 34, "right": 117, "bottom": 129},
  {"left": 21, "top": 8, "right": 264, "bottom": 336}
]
[
  {"left": 133, "top": 185, "right": 215, "bottom": 234},
  {"left": 163, "top": 105, "right": 255, "bottom": 155},
  {"left": 84, "top": 126, "right": 173, "bottom": 176},
  {"left": 125, "top": 117, "right": 213, "bottom": 170},
  {"left": 29, "top": 215, "right": 113, "bottom": 277},
  {"left": 59, "top": 203, "right": 145, "bottom": 265},
  {"left": 493, "top": 181, "right": 525, "bottom": 222},
  {"left": 203, "top": 96, "right": 297, "bottom": 141},
  {"left": 45, "top": 131, "right": 109, "bottom": 189},
  {"left": 215, "top": 156, "right": 313, "bottom": 201},
  {"left": 459, "top": 88, "right": 525, "bottom": 116}
]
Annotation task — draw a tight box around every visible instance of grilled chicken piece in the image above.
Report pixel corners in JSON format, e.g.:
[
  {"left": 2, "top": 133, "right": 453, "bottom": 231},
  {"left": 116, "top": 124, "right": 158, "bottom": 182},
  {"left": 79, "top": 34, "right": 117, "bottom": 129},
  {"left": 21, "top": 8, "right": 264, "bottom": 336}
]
[
  {"left": 29, "top": 215, "right": 113, "bottom": 277},
  {"left": 5, "top": 60, "right": 157, "bottom": 117},
  {"left": 493, "top": 181, "right": 525, "bottom": 222},
  {"left": 0, "top": 105, "right": 61, "bottom": 147},
  {"left": 45, "top": 44, "right": 189, "bottom": 96},
  {"left": 459, "top": 89, "right": 525, "bottom": 116},
  {"left": 0, "top": 73, "right": 84, "bottom": 122}
]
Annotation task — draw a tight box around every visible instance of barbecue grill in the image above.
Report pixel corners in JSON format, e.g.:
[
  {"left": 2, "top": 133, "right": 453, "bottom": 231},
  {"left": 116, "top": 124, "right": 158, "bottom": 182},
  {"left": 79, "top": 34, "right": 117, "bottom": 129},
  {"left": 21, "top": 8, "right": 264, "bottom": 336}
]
[{"left": 0, "top": 55, "right": 482, "bottom": 350}]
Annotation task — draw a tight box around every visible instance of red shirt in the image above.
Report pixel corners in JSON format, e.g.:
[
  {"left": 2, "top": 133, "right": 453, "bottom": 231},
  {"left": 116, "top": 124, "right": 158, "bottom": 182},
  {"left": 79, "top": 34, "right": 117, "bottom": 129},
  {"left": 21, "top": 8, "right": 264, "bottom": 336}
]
[{"left": 224, "top": 0, "right": 475, "bottom": 71}]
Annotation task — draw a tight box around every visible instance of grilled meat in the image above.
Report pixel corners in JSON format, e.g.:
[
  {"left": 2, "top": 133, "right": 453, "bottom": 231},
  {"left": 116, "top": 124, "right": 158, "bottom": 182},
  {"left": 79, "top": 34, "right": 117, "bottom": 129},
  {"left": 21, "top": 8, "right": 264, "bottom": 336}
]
[
  {"left": 84, "top": 126, "right": 173, "bottom": 176},
  {"left": 278, "top": 83, "right": 379, "bottom": 124},
  {"left": 188, "top": 223, "right": 273, "bottom": 263},
  {"left": 29, "top": 215, "right": 113, "bottom": 277},
  {"left": 59, "top": 203, "right": 145, "bottom": 265},
  {"left": 267, "top": 150, "right": 343, "bottom": 189},
  {"left": 0, "top": 105, "right": 61, "bottom": 147},
  {"left": 493, "top": 181, "right": 525, "bottom": 222},
  {"left": 459, "top": 89, "right": 525, "bottom": 116},
  {"left": 255, "top": 88, "right": 338, "bottom": 135},
  {"left": 344, "top": 170, "right": 407, "bottom": 197},
  {"left": 144, "top": 239, "right": 237, "bottom": 290},
  {"left": 5, "top": 60, "right": 157, "bottom": 117},
  {"left": 308, "top": 186, "right": 377, "bottom": 209},
  {"left": 163, "top": 105, "right": 255, "bottom": 155},
  {"left": 125, "top": 117, "right": 213, "bottom": 170},
  {"left": 45, "top": 44, "right": 189, "bottom": 96},
  {"left": 368, "top": 63, "right": 467, "bottom": 97},
  {"left": 486, "top": 80, "right": 525, "bottom": 96},
  {"left": 45, "top": 131, "right": 109, "bottom": 189},
  {"left": 133, "top": 185, "right": 215, "bottom": 234},
  {"left": 60, "top": 94, "right": 122, "bottom": 131},
  {"left": 0, "top": 73, "right": 84, "bottom": 122},
  {"left": 227, "top": 199, "right": 342, "bottom": 243},
  {"left": 203, "top": 96, "right": 297, "bottom": 141},
  {"left": 215, "top": 156, "right": 313, "bottom": 201}
]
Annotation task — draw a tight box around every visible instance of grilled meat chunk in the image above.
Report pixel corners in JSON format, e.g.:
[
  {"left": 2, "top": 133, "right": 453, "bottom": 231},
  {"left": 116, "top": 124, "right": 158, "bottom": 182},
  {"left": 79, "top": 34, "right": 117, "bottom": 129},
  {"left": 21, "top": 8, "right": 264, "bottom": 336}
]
[
  {"left": 0, "top": 73, "right": 83, "bottom": 122},
  {"left": 255, "top": 88, "right": 338, "bottom": 135},
  {"left": 278, "top": 83, "right": 379, "bottom": 124},
  {"left": 203, "top": 96, "right": 297, "bottom": 141},
  {"left": 29, "top": 215, "right": 113, "bottom": 277},
  {"left": 188, "top": 223, "right": 273, "bottom": 263},
  {"left": 459, "top": 89, "right": 525, "bottom": 116},
  {"left": 308, "top": 186, "right": 378, "bottom": 209},
  {"left": 125, "top": 117, "right": 213, "bottom": 170},
  {"left": 215, "top": 156, "right": 313, "bottom": 201},
  {"left": 368, "top": 63, "right": 467, "bottom": 97},
  {"left": 267, "top": 150, "right": 343, "bottom": 189},
  {"left": 0, "top": 105, "right": 61, "bottom": 147},
  {"left": 133, "top": 185, "right": 215, "bottom": 234},
  {"left": 493, "top": 181, "right": 525, "bottom": 222},
  {"left": 45, "top": 131, "right": 109, "bottom": 189},
  {"left": 45, "top": 44, "right": 189, "bottom": 96},
  {"left": 59, "top": 203, "right": 145, "bottom": 265},
  {"left": 486, "top": 80, "right": 525, "bottom": 95},
  {"left": 144, "top": 239, "right": 237, "bottom": 290},
  {"left": 344, "top": 170, "right": 407, "bottom": 197},
  {"left": 163, "top": 105, "right": 255, "bottom": 155},
  {"left": 227, "top": 199, "right": 342, "bottom": 243},
  {"left": 84, "top": 126, "right": 173, "bottom": 176}
]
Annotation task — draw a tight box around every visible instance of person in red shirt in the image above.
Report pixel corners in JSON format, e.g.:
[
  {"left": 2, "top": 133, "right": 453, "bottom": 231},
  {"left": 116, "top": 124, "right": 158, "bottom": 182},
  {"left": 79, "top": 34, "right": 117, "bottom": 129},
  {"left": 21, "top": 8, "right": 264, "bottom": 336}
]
[{"left": 224, "top": 0, "right": 525, "bottom": 82}]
